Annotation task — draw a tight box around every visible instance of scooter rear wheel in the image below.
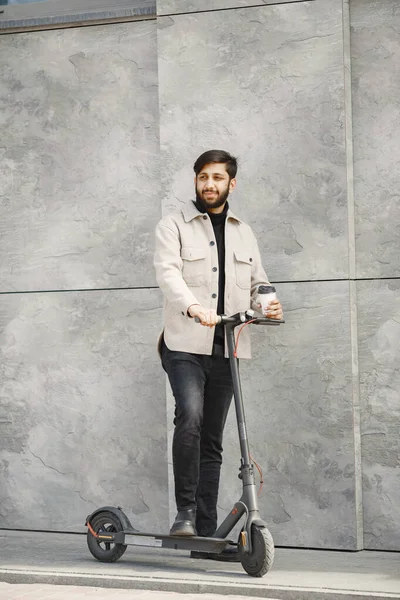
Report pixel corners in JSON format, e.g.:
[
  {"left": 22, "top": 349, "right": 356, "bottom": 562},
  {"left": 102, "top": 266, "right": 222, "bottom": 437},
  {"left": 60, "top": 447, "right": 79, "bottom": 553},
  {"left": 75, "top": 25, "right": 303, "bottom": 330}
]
[
  {"left": 87, "top": 510, "right": 127, "bottom": 562},
  {"left": 238, "top": 524, "right": 274, "bottom": 577}
]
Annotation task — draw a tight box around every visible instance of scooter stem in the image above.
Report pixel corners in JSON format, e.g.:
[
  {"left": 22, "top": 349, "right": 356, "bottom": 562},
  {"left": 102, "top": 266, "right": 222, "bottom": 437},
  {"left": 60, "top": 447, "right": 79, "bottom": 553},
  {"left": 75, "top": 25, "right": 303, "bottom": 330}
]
[{"left": 225, "top": 322, "right": 252, "bottom": 467}]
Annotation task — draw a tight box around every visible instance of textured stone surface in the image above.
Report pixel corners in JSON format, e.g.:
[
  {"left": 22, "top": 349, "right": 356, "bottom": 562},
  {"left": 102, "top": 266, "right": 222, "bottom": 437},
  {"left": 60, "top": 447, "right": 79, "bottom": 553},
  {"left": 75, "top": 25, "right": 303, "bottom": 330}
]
[
  {"left": 351, "top": 0, "right": 400, "bottom": 278},
  {"left": 157, "top": 0, "right": 347, "bottom": 281},
  {"left": 0, "top": 288, "right": 168, "bottom": 532},
  {"left": 0, "top": 21, "right": 159, "bottom": 292},
  {"left": 0, "top": 0, "right": 398, "bottom": 554},
  {"left": 157, "top": 0, "right": 309, "bottom": 16},
  {"left": 357, "top": 280, "right": 400, "bottom": 551},
  {"left": 217, "top": 281, "right": 359, "bottom": 549}
]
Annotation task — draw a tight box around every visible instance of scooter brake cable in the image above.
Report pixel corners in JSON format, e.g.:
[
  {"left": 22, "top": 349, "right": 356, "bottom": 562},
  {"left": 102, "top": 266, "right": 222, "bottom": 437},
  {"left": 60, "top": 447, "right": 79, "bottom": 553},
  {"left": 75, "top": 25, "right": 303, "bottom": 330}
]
[
  {"left": 250, "top": 454, "right": 264, "bottom": 496},
  {"left": 87, "top": 522, "right": 99, "bottom": 538},
  {"left": 234, "top": 319, "right": 258, "bottom": 357}
]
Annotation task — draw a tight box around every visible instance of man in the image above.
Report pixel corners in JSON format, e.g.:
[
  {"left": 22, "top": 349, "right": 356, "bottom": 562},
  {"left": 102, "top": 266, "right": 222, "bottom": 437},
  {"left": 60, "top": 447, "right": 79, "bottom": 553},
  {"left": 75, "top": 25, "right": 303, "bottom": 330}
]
[{"left": 154, "top": 150, "right": 283, "bottom": 561}]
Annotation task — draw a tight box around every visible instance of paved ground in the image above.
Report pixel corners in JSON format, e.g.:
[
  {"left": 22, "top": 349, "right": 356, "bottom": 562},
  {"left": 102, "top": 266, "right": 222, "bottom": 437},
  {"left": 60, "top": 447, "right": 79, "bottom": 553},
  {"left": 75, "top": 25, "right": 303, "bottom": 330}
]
[
  {"left": 0, "top": 530, "right": 399, "bottom": 600},
  {"left": 0, "top": 584, "right": 283, "bottom": 599}
]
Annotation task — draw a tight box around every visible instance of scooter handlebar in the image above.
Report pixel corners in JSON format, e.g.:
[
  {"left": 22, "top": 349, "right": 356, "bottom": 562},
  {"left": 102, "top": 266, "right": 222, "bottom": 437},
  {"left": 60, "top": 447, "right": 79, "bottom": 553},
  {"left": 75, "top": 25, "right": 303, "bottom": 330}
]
[
  {"left": 244, "top": 316, "right": 285, "bottom": 325},
  {"left": 194, "top": 313, "right": 285, "bottom": 326}
]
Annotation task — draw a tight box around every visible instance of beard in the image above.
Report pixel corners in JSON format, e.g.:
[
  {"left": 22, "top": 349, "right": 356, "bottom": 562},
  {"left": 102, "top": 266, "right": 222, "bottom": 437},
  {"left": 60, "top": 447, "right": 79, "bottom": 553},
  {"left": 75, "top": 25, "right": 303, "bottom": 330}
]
[{"left": 195, "top": 184, "right": 230, "bottom": 211}]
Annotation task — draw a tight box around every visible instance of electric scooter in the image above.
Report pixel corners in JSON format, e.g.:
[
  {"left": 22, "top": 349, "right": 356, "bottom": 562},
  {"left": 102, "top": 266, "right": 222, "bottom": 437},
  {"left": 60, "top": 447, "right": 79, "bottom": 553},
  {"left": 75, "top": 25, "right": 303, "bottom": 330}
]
[{"left": 85, "top": 310, "right": 284, "bottom": 577}]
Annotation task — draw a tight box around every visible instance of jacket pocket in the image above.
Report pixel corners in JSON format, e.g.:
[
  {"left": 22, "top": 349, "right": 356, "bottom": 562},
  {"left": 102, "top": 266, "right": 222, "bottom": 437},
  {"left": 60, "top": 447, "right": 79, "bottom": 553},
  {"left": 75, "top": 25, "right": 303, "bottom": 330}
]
[
  {"left": 234, "top": 250, "right": 252, "bottom": 290},
  {"left": 181, "top": 246, "right": 207, "bottom": 286}
]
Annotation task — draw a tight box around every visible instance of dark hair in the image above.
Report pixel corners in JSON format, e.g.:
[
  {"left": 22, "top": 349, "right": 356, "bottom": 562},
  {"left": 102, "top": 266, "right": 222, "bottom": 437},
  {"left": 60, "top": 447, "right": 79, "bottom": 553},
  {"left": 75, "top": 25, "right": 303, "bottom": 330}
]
[{"left": 193, "top": 150, "right": 238, "bottom": 179}]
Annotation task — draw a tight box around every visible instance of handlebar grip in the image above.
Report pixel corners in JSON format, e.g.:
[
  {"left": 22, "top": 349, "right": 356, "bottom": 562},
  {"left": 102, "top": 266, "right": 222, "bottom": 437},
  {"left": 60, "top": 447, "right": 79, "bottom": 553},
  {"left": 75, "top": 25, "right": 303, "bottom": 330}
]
[
  {"left": 194, "top": 316, "right": 222, "bottom": 324},
  {"left": 256, "top": 318, "right": 285, "bottom": 325}
]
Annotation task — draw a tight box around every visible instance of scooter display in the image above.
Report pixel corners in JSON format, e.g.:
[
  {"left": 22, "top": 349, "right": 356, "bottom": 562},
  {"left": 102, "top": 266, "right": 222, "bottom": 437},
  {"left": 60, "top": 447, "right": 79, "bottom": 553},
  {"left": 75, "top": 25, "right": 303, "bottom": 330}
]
[{"left": 85, "top": 310, "right": 284, "bottom": 577}]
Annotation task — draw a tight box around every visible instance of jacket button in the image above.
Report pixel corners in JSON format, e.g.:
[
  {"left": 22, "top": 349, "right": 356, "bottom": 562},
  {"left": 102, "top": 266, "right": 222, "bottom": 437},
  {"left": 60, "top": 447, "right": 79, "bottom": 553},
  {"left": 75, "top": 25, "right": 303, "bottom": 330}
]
[
  {"left": 212, "top": 293, "right": 217, "bottom": 299},
  {"left": 203, "top": 215, "right": 207, "bottom": 220},
  {"left": 249, "top": 257, "right": 253, "bottom": 262},
  {"left": 212, "top": 267, "right": 217, "bottom": 272},
  {"left": 210, "top": 241, "right": 215, "bottom": 246}
]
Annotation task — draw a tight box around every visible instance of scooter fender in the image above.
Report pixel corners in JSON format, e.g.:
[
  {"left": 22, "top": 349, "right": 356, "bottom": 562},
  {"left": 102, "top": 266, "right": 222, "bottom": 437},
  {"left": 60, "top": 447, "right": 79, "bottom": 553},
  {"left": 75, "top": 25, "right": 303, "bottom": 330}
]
[
  {"left": 243, "top": 517, "right": 268, "bottom": 554},
  {"left": 85, "top": 506, "right": 135, "bottom": 532},
  {"left": 251, "top": 518, "right": 268, "bottom": 528}
]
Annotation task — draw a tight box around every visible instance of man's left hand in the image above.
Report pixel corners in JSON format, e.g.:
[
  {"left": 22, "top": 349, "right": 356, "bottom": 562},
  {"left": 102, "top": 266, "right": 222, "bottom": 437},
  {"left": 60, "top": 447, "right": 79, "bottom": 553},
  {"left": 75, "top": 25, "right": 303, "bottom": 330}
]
[{"left": 262, "top": 298, "right": 283, "bottom": 320}]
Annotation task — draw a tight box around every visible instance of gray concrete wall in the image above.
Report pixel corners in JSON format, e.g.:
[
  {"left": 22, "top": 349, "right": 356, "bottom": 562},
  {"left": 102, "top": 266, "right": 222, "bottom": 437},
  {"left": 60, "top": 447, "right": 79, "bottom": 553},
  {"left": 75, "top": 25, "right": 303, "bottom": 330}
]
[
  {"left": 0, "top": 22, "right": 159, "bottom": 291},
  {"left": 158, "top": 0, "right": 363, "bottom": 550},
  {"left": 351, "top": 0, "right": 400, "bottom": 551},
  {"left": 0, "top": 288, "right": 166, "bottom": 532},
  {"left": 0, "top": 21, "right": 168, "bottom": 534},
  {"left": 158, "top": 0, "right": 400, "bottom": 551},
  {"left": 0, "top": 0, "right": 399, "bottom": 551},
  {"left": 158, "top": 0, "right": 348, "bottom": 282},
  {"left": 157, "top": 0, "right": 310, "bottom": 15}
]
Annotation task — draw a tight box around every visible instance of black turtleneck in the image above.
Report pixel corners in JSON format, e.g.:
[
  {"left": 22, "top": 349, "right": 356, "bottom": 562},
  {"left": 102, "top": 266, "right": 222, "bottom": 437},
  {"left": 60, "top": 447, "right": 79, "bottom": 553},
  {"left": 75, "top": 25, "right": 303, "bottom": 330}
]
[{"left": 194, "top": 199, "right": 228, "bottom": 348}]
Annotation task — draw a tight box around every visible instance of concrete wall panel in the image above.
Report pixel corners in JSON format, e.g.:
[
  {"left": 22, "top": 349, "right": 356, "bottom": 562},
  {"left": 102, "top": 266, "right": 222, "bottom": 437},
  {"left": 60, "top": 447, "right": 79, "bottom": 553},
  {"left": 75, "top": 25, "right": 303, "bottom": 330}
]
[
  {"left": 351, "top": 0, "right": 400, "bottom": 278},
  {"left": 0, "top": 289, "right": 167, "bottom": 532},
  {"left": 0, "top": 21, "right": 159, "bottom": 292},
  {"left": 218, "top": 281, "right": 359, "bottom": 549},
  {"left": 160, "top": 280, "right": 359, "bottom": 549},
  {"left": 157, "top": 0, "right": 310, "bottom": 16},
  {"left": 158, "top": 0, "right": 348, "bottom": 282},
  {"left": 357, "top": 280, "right": 400, "bottom": 550}
]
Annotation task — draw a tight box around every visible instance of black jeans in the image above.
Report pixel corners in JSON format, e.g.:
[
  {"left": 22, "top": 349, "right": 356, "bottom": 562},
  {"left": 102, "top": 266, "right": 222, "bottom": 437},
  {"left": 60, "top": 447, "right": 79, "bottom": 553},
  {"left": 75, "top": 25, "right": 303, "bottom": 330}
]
[{"left": 161, "top": 340, "right": 233, "bottom": 537}]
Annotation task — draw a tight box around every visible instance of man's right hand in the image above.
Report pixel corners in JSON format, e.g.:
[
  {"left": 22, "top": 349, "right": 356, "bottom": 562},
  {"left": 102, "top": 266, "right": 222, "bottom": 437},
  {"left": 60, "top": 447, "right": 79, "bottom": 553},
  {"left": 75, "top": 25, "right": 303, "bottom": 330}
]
[{"left": 188, "top": 305, "right": 218, "bottom": 328}]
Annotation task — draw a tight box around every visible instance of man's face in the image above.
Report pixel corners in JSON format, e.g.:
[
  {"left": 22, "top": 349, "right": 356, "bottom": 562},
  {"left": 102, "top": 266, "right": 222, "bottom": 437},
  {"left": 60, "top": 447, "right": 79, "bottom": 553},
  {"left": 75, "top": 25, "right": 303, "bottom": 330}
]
[{"left": 195, "top": 162, "right": 236, "bottom": 211}]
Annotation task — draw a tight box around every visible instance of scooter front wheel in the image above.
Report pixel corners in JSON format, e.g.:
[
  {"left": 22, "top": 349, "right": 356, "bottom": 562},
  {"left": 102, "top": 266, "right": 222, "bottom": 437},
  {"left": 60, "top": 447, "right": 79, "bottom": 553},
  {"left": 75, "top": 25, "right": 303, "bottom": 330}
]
[
  {"left": 239, "top": 525, "right": 275, "bottom": 577},
  {"left": 87, "top": 510, "right": 127, "bottom": 562}
]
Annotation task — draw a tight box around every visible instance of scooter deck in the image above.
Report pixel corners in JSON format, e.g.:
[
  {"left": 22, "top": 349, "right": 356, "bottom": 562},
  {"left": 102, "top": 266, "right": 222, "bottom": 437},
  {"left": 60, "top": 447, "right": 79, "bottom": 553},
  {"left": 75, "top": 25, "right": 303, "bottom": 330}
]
[{"left": 109, "top": 530, "right": 234, "bottom": 554}]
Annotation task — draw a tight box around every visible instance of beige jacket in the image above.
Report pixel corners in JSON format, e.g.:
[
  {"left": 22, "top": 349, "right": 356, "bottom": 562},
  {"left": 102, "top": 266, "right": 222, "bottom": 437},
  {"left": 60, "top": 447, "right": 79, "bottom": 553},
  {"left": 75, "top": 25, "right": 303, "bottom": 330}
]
[{"left": 154, "top": 201, "right": 271, "bottom": 359}]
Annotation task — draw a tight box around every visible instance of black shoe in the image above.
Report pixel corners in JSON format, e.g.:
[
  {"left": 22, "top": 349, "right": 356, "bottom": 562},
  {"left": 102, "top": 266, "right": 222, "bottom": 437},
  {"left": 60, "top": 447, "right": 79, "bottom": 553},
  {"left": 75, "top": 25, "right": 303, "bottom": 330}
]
[
  {"left": 170, "top": 509, "right": 197, "bottom": 536},
  {"left": 190, "top": 546, "right": 240, "bottom": 562}
]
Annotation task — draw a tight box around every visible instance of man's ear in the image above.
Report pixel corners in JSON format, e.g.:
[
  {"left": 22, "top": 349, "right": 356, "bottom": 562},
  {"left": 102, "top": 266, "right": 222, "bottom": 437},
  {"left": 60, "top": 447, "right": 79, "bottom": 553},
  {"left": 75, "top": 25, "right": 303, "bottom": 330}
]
[{"left": 229, "top": 178, "right": 237, "bottom": 192}]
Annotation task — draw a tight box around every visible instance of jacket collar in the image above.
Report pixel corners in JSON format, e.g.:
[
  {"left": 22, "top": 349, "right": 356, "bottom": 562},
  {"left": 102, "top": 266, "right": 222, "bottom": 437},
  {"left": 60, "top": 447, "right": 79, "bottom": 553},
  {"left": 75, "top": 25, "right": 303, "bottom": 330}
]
[{"left": 182, "top": 201, "right": 242, "bottom": 224}]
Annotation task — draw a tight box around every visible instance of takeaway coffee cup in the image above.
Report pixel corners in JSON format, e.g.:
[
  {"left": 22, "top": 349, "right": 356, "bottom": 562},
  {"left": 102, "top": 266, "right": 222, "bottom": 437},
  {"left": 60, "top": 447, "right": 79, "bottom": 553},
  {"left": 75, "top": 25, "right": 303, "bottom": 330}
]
[{"left": 258, "top": 285, "right": 277, "bottom": 315}]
